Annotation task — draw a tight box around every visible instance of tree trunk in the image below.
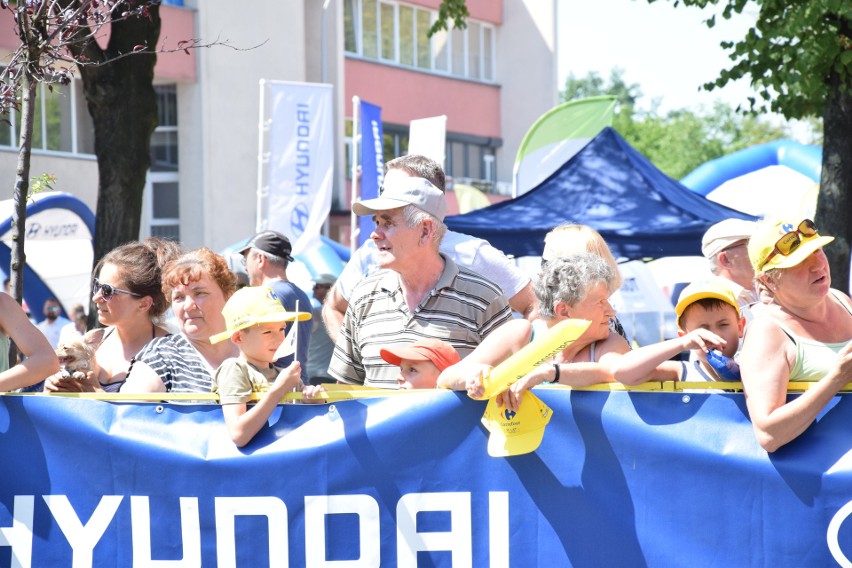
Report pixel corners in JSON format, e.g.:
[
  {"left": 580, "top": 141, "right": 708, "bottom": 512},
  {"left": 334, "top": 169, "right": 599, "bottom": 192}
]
[
  {"left": 75, "top": 7, "right": 161, "bottom": 266},
  {"left": 815, "top": 54, "right": 852, "bottom": 294},
  {"left": 10, "top": 74, "right": 38, "bottom": 363}
]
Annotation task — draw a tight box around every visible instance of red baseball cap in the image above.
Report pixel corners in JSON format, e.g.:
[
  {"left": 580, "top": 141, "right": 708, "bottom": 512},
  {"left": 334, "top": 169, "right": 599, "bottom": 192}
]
[{"left": 380, "top": 338, "right": 461, "bottom": 371}]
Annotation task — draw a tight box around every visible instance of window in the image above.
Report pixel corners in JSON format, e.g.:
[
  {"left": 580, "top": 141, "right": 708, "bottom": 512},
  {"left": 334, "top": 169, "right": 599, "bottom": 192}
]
[
  {"left": 1, "top": 76, "right": 95, "bottom": 155},
  {"left": 379, "top": 2, "right": 395, "bottom": 61},
  {"left": 143, "top": 85, "right": 180, "bottom": 241},
  {"left": 415, "top": 10, "right": 431, "bottom": 69},
  {"left": 344, "top": 0, "right": 496, "bottom": 82},
  {"left": 483, "top": 26, "right": 494, "bottom": 80},
  {"left": 362, "top": 0, "right": 378, "bottom": 59},
  {"left": 150, "top": 85, "right": 178, "bottom": 172},
  {"left": 432, "top": 26, "right": 449, "bottom": 73},
  {"left": 344, "top": 0, "right": 358, "bottom": 53},
  {"left": 399, "top": 5, "right": 414, "bottom": 67},
  {"left": 468, "top": 22, "right": 481, "bottom": 79},
  {"left": 446, "top": 138, "right": 497, "bottom": 186},
  {"left": 451, "top": 26, "right": 465, "bottom": 76}
]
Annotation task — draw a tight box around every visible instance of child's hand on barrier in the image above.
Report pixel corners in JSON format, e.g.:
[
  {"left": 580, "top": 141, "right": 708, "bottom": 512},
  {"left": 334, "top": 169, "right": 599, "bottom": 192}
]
[{"left": 300, "top": 383, "right": 327, "bottom": 404}]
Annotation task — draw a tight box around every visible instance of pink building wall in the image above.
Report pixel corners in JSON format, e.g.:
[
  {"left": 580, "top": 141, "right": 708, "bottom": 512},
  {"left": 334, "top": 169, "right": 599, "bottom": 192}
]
[
  {"left": 0, "top": 6, "right": 195, "bottom": 82},
  {"left": 404, "top": 0, "right": 502, "bottom": 24},
  {"left": 155, "top": 6, "right": 197, "bottom": 82},
  {"left": 345, "top": 58, "right": 501, "bottom": 139}
]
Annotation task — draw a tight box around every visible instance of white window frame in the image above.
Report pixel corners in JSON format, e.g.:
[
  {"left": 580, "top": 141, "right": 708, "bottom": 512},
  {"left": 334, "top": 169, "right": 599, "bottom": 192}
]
[
  {"left": 142, "top": 171, "right": 180, "bottom": 240},
  {"left": 345, "top": 0, "right": 496, "bottom": 83},
  {"left": 0, "top": 76, "right": 94, "bottom": 156}
]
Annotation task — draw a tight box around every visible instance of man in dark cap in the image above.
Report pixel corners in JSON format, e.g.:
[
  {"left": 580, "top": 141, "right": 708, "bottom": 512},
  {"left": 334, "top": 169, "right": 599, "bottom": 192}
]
[{"left": 239, "top": 230, "right": 312, "bottom": 382}]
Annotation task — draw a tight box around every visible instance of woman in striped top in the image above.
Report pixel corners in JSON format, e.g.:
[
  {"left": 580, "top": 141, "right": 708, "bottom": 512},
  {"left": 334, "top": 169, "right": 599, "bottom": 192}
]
[{"left": 128, "top": 248, "right": 239, "bottom": 394}]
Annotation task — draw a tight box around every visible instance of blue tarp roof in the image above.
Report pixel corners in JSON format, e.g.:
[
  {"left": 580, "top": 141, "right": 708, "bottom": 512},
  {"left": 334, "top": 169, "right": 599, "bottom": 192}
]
[{"left": 445, "top": 127, "right": 757, "bottom": 260}]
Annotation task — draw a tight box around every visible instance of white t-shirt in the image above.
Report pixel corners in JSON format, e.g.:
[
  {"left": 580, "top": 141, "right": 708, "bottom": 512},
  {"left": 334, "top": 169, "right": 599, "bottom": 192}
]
[
  {"left": 37, "top": 316, "right": 72, "bottom": 349},
  {"left": 338, "top": 231, "right": 530, "bottom": 302},
  {"left": 58, "top": 322, "right": 83, "bottom": 345}
]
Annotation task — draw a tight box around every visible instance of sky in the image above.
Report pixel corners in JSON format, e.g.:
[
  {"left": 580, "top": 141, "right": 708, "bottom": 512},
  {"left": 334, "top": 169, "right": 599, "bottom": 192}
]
[{"left": 557, "top": 0, "right": 760, "bottom": 114}]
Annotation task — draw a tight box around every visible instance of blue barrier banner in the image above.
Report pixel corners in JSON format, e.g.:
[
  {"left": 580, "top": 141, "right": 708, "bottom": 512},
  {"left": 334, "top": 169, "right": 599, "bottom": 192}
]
[
  {"left": 358, "top": 100, "right": 384, "bottom": 248},
  {"left": 1, "top": 390, "right": 851, "bottom": 566}
]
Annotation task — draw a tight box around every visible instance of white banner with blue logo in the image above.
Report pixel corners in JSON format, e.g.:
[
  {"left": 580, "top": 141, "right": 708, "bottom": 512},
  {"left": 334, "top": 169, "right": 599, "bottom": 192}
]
[
  {"left": 3, "top": 390, "right": 852, "bottom": 565},
  {"left": 357, "top": 100, "right": 384, "bottom": 248},
  {"left": 265, "top": 81, "right": 333, "bottom": 256}
]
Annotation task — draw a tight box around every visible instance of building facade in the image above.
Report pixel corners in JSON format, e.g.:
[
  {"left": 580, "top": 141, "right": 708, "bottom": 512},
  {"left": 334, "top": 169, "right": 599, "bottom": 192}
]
[{"left": 0, "top": 0, "right": 556, "bottom": 252}]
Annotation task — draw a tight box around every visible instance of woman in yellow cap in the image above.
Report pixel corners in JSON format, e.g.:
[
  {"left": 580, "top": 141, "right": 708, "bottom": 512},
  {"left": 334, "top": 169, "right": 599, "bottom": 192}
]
[{"left": 739, "top": 219, "right": 852, "bottom": 452}]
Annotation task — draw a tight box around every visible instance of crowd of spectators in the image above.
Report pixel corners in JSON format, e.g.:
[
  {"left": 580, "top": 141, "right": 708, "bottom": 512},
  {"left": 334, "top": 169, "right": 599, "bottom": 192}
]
[{"left": 2, "top": 155, "right": 848, "bottom": 452}]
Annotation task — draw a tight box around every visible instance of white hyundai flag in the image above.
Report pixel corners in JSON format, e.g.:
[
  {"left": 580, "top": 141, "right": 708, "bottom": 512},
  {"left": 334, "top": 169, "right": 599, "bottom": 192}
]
[{"left": 263, "top": 81, "right": 334, "bottom": 256}]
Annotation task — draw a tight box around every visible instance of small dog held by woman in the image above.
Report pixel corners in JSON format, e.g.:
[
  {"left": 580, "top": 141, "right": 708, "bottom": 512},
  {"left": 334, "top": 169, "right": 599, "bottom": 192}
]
[{"left": 55, "top": 329, "right": 104, "bottom": 382}]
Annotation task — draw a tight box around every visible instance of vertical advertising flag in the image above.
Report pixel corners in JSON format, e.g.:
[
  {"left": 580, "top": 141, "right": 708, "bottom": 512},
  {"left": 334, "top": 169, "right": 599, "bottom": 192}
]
[
  {"left": 265, "top": 81, "right": 334, "bottom": 255},
  {"left": 513, "top": 96, "right": 616, "bottom": 196},
  {"left": 357, "top": 100, "right": 383, "bottom": 247},
  {"left": 408, "top": 115, "right": 447, "bottom": 169}
]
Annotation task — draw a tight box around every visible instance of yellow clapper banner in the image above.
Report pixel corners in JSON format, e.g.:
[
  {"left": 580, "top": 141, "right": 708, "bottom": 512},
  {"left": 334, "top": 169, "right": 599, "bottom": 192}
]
[
  {"left": 469, "top": 318, "right": 592, "bottom": 401},
  {"left": 469, "top": 318, "right": 591, "bottom": 457}
]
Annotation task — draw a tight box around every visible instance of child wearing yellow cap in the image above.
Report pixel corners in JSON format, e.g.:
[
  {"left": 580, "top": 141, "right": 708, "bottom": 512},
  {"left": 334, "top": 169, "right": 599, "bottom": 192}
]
[
  {"left": 610, "top": 277, "right": 745, "bottom": 384},
  {"left": 210, "top": 286, "right": 311, "bottom": 447}
]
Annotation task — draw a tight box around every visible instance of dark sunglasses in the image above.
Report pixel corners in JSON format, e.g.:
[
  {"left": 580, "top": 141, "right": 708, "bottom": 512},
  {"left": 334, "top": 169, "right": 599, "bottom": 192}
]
[
  {"left": 92, "top": 278, "right": 142, "bottom": 301},
  {"left": 759, "top": 219, "right": 819, "bottom": 270}
]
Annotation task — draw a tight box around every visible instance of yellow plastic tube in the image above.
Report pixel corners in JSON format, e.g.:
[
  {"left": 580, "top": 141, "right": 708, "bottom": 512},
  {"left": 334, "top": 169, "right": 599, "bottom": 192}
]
[{"left": 470, "top": 318, "right": 592, "bottom": 400}]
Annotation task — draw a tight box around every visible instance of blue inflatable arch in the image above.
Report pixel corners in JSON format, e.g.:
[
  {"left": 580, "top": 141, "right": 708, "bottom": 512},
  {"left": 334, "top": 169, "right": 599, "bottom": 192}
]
[
  {"left": 680, "top": 139, "right": 822, "bottom": 196},
  {"left": 0, "top": 192, "right": 95, "bottom": 321}
]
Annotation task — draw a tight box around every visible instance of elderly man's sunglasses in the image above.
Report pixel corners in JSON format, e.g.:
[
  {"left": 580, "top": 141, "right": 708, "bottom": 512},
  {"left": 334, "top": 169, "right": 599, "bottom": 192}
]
[
  {"left": 92, "top": 278, "right": 142, "bottom": 301},
  {"left": 759, "top": 219, "right": 819, "bottom": 270}
]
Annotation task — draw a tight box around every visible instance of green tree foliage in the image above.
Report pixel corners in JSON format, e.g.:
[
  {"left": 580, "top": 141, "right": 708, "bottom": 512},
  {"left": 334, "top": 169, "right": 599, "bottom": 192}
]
[
  {"left": 431, "top": 0, "right": 469, "bottom": 35},
  {"left": 561, "top": 70, "right": 789, "bottom": 180},
  {"left": 646, "top": 0, "right": 852, "bottom": 292}
]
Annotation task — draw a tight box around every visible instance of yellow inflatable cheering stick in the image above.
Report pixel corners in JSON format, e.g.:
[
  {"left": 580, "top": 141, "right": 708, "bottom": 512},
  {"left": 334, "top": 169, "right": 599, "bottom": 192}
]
[{"left": 469, "top": 318, "right": 592, "bottom": 400}]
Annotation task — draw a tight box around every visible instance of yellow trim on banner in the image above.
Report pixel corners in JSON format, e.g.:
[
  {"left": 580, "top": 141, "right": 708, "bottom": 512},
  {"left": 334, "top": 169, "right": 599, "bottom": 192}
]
[{"left": 2, "top": 381, "right": 845, "bottom": 403}]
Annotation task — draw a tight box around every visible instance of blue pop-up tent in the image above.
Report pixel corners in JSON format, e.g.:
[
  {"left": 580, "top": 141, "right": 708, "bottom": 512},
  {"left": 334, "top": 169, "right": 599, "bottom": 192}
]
[{"left": 445, "top": 128, "right": 757, "bottom": 259}]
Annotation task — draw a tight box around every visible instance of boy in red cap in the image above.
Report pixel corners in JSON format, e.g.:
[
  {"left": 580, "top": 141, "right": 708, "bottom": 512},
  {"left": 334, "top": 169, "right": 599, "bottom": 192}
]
[{"left": 380, "top": 338, "right": 461, "bottom": 390}]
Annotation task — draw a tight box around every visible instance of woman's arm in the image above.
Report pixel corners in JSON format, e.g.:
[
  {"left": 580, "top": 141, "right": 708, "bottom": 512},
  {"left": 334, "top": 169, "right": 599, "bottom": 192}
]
[
  {"left": 0, "top": 293, "right": 59, "bottom": 391},
  {"left": 498, "top": 332, "right": 630, "bottom": 412},
  {"left": 437, "top": 318, "right": 532, "bottom": 391},
  {"left": 739, "top": 317, "right": 852, "bottom": 452}
]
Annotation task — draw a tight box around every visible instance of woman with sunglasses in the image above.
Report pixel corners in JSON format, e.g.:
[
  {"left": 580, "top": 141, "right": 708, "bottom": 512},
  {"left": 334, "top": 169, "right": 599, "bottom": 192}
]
[
  {"left": 739, "top": 219, "right": 852, "bottom": 452},
  {"left": 44, "top": 238, "right": 183, "bottom": 393}
]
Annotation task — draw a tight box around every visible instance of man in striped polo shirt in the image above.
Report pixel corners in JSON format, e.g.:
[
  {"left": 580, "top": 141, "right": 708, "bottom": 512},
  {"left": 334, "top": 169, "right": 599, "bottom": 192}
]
[{"left": 328, "top": 155, "right": 513, "bottom": 389}]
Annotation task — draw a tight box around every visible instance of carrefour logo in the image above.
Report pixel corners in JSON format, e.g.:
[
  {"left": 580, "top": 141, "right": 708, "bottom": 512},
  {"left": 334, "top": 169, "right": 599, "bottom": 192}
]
[{"left": 502, "top": 409, "right": 517, "bottom": 421}]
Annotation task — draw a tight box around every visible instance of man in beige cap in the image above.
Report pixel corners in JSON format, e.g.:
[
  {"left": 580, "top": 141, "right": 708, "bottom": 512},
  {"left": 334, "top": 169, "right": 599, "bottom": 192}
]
[
  {"left": 701, "top": 218, "right": 759, "bottom": 316},
  {"left": 328, "top": 155, "right": 513, "bottom": 389}
]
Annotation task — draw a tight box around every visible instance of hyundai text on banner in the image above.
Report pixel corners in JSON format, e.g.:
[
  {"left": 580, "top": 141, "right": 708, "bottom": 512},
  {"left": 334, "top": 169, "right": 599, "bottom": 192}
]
[
  {"left": 358, "top": 100, "right": 383, "bottom": 248},
  {"left": 3, "top": 392, "right": 852, "bottom": 565},
  {"left": 266, "top": 81, "right": 333, "bottom": 255}
]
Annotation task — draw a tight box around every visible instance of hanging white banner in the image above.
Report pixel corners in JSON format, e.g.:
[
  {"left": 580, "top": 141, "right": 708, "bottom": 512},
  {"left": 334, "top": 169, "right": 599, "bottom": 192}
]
[
  {"left": 408, "top": 115, "right": 447, "bottom": 170},
  {"left": 263, "top": 81, "right": 334, "bottom": 255}
]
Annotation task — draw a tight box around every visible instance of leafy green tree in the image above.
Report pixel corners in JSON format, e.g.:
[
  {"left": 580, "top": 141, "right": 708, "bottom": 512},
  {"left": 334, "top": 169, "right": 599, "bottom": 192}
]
[
  {"left": 0, "top": 2, "right": 160, "bottom": 310},
  {"left": 562, "top": 69, "right": 642, "bottom": 109},
  {"left": 647, "top": 0, "right": 852, "bottom": 290}
]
